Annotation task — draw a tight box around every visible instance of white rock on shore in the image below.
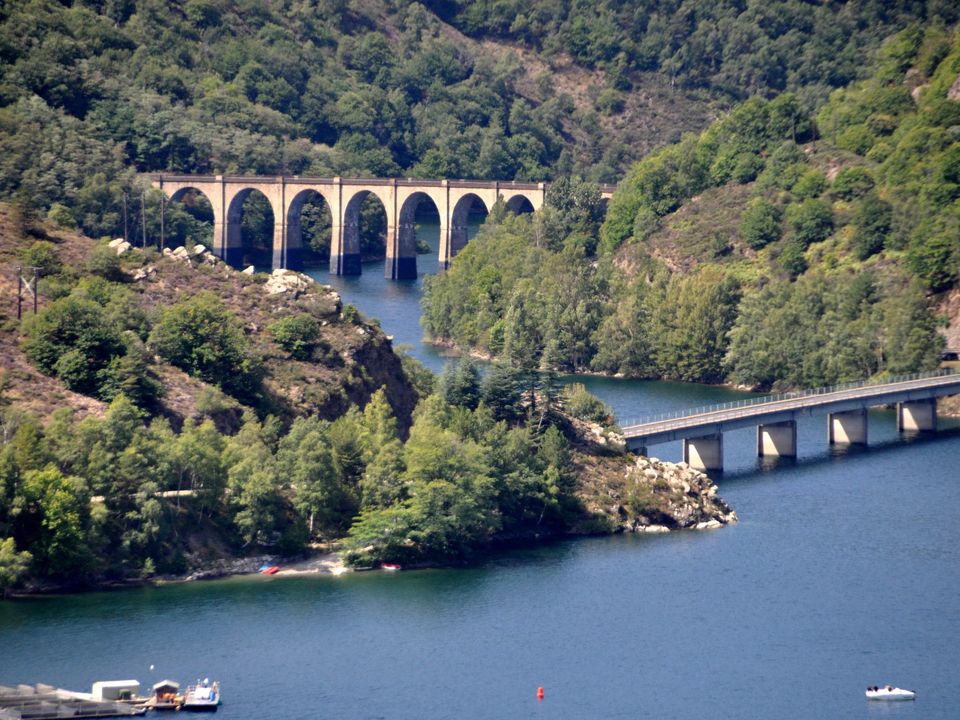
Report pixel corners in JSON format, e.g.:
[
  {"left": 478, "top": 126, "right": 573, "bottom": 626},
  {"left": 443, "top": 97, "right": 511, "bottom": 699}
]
[{"left": 622, "top": 455, "right": 737, "bottom": 533}]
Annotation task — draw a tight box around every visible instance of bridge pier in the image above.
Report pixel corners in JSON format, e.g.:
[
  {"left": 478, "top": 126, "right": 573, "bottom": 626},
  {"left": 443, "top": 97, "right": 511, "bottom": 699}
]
[
  {"left": 828, "top": 409, "right": 868, "bottom": 445},
  {"left": 278, "top": 211, "right": 304, "bottom": 271},
  {"left": 897, "top": 399, "right": 937, "bottom": 433},
  {"left": 224, "top": 205, "right": 245, "bottom": 268},
  {"left": 757, "top": 421, "right": 797, "bottom": 458},
  {"left": 387, "top": 222, "right": 417, "bottom": 280},
  {"left": 332, "top": 216, "right": 362, "bottom": 276},
  {"left": 683, "top": 434, "right": 723, "bottom": 472}
]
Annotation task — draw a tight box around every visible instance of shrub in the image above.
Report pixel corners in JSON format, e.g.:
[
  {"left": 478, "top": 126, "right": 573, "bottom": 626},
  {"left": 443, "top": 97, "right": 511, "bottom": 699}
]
[
  {"left": 20, "top": 241, "right": 62, "bottom": 276},
  {"left": 787, "top": 198, "right": 833, "bottom": 247},
  {"left": 46, "top": 203, "right": 77, "bottom": 229},
  {"left": 596, "top": 87, "right": 624, "bottom": 115},
  {"left": 731, "top": 153, "right": 764, "bottom": 184},
  {"left": 269, "top": 313, "right": 322, "bottom": 360},
  {"left": 836, "top": 124, "right": 876, "bottom": 155},
  {"left": 148, "top": 291, "right": 262, "bottom": 402},
  {"left": 561, "top": 382, "right": 612, "bottom": 424},
  {"left": 778, "top": 238, "right": 808, "bottom": 277},
  {"left": 831, "top": 167, "right": 875, "bottom": 200},
  {"left": 739, "top": 198, "right": 782, "bottom": 250},
  {"left": 792, "top": 170, "right": 827, "bottom": 199},
  {"left": 85, "top": 243, "right": 123, "bottom": 281}
]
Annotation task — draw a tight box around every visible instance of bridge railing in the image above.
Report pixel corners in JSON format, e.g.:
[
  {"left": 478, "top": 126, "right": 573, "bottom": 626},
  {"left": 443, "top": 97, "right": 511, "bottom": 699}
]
[{"left": 620, "top": 368, "right": 958, "bottom": 431}]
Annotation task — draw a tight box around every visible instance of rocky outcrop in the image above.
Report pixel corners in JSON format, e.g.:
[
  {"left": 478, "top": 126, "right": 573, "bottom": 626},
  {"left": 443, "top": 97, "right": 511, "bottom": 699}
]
[
  {"left": 161, "top": 244, "right": 219, "bottom": 265},
  {"left": 108, "top": 237, "right": 132, "bottom": 255},
  {"left": 264, "top": 268, "right": 313, "bottom": 297},
  {"left": 618, "top": 455, "right": 737, "bottom": 532}
]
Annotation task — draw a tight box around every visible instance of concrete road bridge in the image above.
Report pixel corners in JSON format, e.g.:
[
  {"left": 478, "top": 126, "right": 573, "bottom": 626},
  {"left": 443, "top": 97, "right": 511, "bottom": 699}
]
[
  {"left": 152, "top": 175, "right": 616, "bottom": 279},
  {"left": 621, "top": 369, "right": 960, "bottom": 472}
]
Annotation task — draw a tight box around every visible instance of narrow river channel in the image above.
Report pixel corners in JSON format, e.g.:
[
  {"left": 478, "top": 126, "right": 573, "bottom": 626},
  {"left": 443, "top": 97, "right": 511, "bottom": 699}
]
[{"left": 2, "top": 220, "right": 958, "bottom": 719}]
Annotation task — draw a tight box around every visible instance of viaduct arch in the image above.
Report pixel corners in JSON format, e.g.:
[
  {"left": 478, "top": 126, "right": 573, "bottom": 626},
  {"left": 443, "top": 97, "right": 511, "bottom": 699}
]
[{"left": 153, "top": 175, "right": 615, "bottom": 279}]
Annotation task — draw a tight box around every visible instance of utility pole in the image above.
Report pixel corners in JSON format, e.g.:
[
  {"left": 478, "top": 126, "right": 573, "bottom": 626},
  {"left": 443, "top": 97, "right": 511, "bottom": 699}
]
[
  {"left": 122, "top": 191, "right": 128, "bottom": 242},
  {"left": 15, "top": 265, "right": 40, "bottom": 320},
  {"left": 140, "top": 189, "right": 147, "bottom": 249},
  {"left": 160, "top": 191, "right": 165, "bottom": 252}
]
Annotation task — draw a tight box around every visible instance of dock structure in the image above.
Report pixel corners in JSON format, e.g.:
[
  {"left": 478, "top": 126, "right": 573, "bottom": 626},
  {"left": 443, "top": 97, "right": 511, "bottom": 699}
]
[
  {"left": 0, "top": 684, "right": 144, "bottom": 719},
  {"left": 622, "top": 369, "right": 960, "bottom": 472}
]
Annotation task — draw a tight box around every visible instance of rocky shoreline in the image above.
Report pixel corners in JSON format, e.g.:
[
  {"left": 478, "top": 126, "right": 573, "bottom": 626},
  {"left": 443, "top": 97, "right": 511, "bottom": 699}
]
[{"left": 618, "top": 455, "right": 737, "bottom": 532}]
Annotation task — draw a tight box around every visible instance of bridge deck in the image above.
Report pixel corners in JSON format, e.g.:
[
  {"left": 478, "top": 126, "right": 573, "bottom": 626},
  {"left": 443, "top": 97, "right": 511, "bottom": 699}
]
[
  {"left": 622, "top": 371, "right": 960, "bottom": 447},
  {"left": 150, "top": 174, "right": 617, "bottom": 195}
]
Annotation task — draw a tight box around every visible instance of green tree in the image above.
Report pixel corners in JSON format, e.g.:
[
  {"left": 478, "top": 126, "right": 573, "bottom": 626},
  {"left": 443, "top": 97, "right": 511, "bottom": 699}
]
[
  {"left": 851, "top": 193, "right": 892, "bottom": 260},
  {"left": 739, "top": 198, "right": 782, "bottom": 250},
  {"left": 653, "top": 269, "right": 741, "bottom": 383},
  {"left": 149, "top": 291, "right": 263, "bottom": 402},
  {"left": 22, "top": 296, "right": 124, "bottom": 396},
  {"left": 0, "top": 537, "right": 32, "bottom": 597},
  {"left": 223, "top": 414, "right": 299, "bottom": 550},
  {"left": 787, "top": 198, "right": 834, "bottom": 247},
  {"left": 14, "top": 467, "right": 92, "bottom": 580},
  {"left": 20, "top": 241, "right": 62, "bottom": 276},
  {"left": 481, "top": 363, "right": 525, "bottom": 423},
  {"left": 171, "top": 419, "right": 226, "bottom": 516},
  {"left": 831, "top": 167, "right": 876, "bottom": 200},
  {"left": 359, "top": 389, "right": 399, "bottom": 462},
  {"left": 440, "top": 358, "right": 481, "bottom": 410},
  {"left": 269, "top": 313, "right": 322, "bottom": 360},
  {"left": 277, "top": 417, "right": 352, "bottom": 538}
]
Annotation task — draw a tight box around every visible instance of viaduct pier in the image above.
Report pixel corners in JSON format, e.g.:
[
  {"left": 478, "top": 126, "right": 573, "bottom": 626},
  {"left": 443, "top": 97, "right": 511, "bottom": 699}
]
[
  {"left": 622, "top": 370, "right": 960, "bottom": 472},
  {"left": 152, "top": 175, "right": 615, "bottom": 279}
]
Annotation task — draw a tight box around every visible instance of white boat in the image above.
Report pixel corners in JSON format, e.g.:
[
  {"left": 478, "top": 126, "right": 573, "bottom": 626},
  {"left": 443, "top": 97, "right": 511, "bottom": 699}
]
[
  {"left": 182, "top": 680, "right": 220, "bottom": 711},
  {"left": 865, "top": 685, "right": 915, "bottom": 701}
]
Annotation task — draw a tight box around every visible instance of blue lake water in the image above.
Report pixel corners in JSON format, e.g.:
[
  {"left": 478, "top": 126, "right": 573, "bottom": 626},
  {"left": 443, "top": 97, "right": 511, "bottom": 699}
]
[{"left": 3, "top": 220, "right": 958, "bottom": 719}]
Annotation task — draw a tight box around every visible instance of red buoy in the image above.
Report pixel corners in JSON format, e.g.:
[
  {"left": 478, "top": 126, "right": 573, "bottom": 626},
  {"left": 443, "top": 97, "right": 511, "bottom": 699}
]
[{"left": 537, "top": 687, "right": 544, "bottom": 700}]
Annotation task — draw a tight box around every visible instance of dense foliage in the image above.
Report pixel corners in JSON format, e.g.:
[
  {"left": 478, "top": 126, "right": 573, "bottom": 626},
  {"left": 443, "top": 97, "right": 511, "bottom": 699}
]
[
  {"left": 432, "top": 1, "right": 956, "bottom": 104},
  {"left": 0, "top": 0, "right": 950, "bottom": 254},
  {"left": 816, "top": 21, "right": 960, "bottom": 291},
  {"left": 0, "top": 370, "right": 591, "bottom": 591},
  {"left": 2, "top": 235, "right": 607, "bottom": 589},
  {"left": 0, "top": 0, "right": 587, "bottom": 248},
  {"left": 424, "top": 28, "right": 957, "bottom": 389}
]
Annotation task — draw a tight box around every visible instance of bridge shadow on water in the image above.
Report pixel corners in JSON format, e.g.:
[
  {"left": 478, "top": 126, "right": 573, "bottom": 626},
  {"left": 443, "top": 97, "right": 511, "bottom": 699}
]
[{"left": 712, "top": 424, "right": 960, "bottom": 487}]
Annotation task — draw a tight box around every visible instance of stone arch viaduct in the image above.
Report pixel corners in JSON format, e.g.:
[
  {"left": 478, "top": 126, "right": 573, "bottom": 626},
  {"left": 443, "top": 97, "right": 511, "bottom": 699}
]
[{"left": 152, "top": 175, "right": 615, "bottom": 279}]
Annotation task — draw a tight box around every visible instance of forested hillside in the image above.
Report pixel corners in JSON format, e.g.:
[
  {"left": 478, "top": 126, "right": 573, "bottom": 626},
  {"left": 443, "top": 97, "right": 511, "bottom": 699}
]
[
  {"left": 0, "top": 0, "right": 951, "bottom": 249},
  {"left": 432, "top": 0, "right": 953, "bottom": 105},
  {"left": 0, "top": 212, "right": 652, "bottom": 592},
  {"left": 423, "top": 23, "right": 959, "bottom": 390},
  {"left": 3, "top": 2, "right": 959, "bottom": 592}
]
